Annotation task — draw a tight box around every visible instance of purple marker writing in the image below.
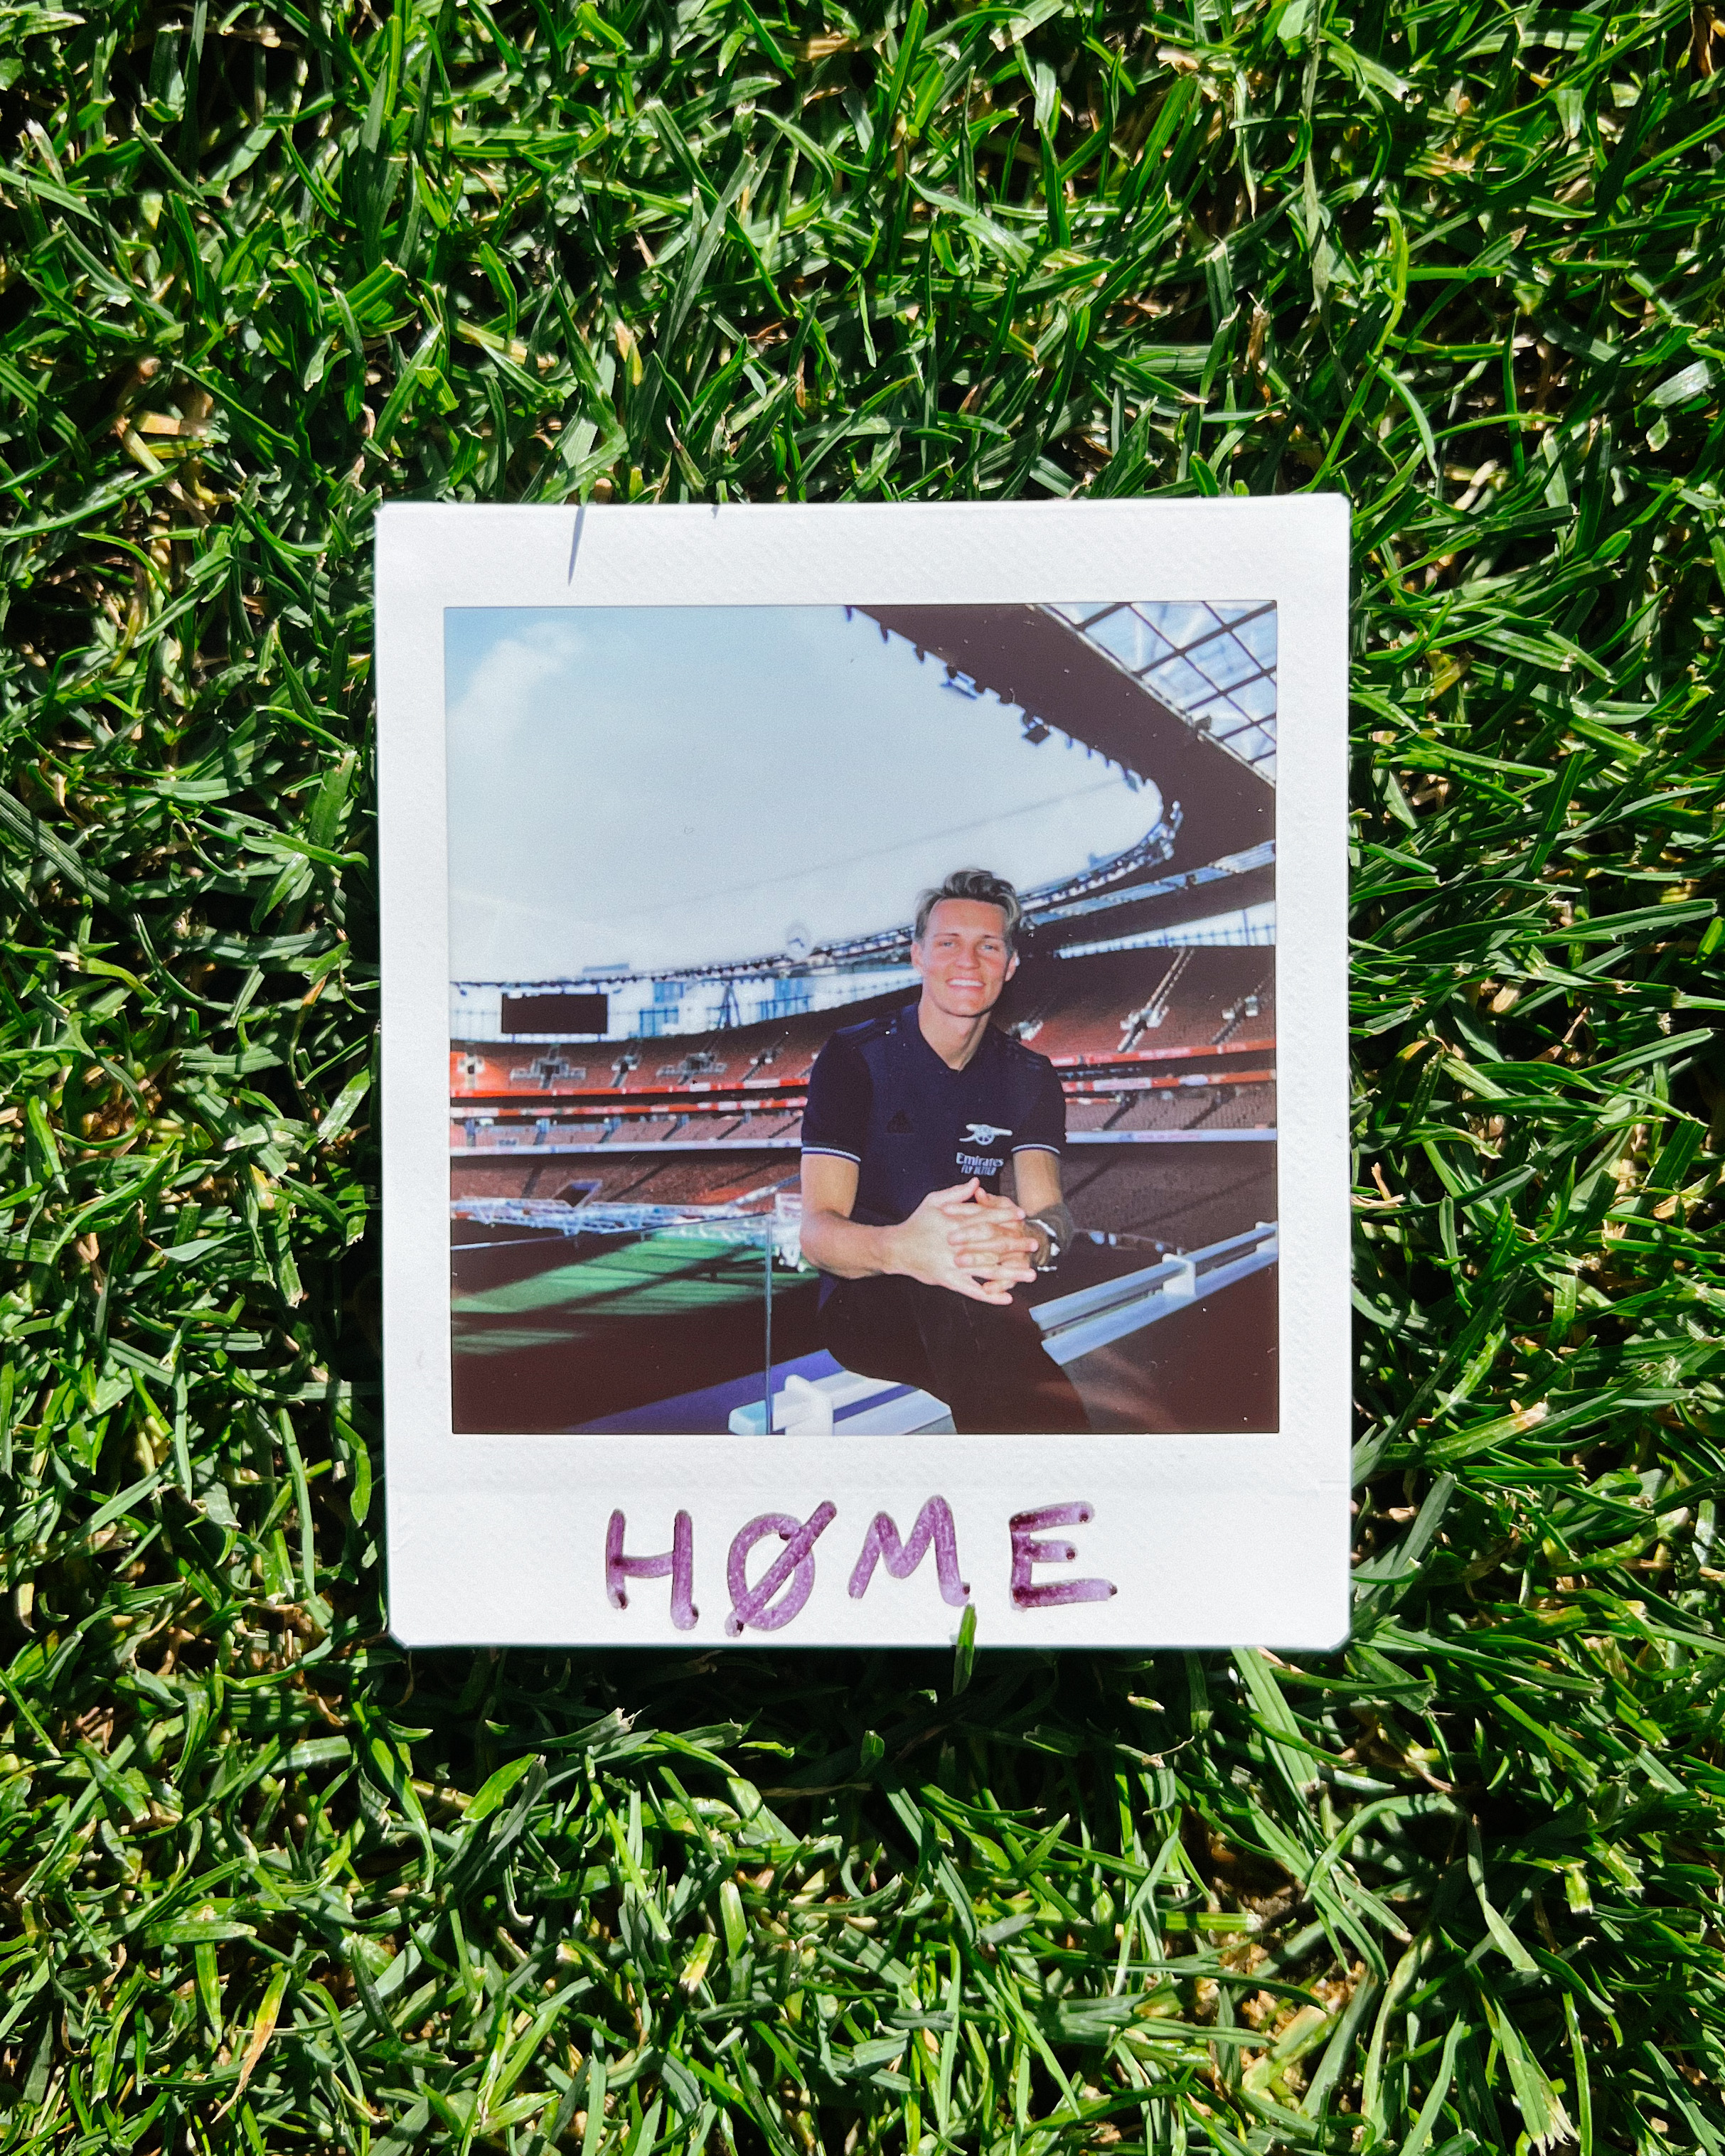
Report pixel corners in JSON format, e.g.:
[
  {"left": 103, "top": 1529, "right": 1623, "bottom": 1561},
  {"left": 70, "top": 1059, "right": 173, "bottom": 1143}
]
[
  {"left": 726, "top": 1503, "right": 838, "bottom": 1635},
  {"left": 1009, "top": 1502, "right": 1116, "bottom": 1609},
  {"left": 606, "top": 1508, "right": 698, "bottom": 1631},
  {"left": 848, "top": 1497, "right": 970, "bottom": 1607}
]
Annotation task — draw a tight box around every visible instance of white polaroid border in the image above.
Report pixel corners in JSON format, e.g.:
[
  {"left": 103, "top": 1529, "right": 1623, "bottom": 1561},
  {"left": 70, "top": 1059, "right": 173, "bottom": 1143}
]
[{"left": 376, "top": 500, "right": 1350, "bottom": 1649}]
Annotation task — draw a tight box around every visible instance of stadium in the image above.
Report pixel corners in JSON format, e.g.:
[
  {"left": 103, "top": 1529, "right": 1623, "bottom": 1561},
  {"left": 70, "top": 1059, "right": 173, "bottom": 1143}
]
[{"left": 448, "top": 601, "right": 1278, "bottom": 1436}]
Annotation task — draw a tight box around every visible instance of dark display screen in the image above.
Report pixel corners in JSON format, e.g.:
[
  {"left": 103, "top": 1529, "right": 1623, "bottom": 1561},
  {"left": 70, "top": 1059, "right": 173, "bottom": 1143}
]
[{"left": 501, "top": 992, "right": 608, "bottom": 1035}]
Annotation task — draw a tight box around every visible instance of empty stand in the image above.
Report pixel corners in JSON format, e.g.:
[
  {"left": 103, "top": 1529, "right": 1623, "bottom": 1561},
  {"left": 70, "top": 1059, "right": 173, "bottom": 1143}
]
[
  {"left": 452, "top": 948, "right": 1277, "bottom": 1198},
  {"left": 1001, "top": 946, "right": 1276, "bottom": 1067},
  {"left": 626, "top": 1158, "right": 795, "bottom": 1205},
  {"left": 1187, "top": 1081, "right": 1278, "bottom": 1130},
  {"left": 452, "top": 1149, "right": 796, "bottom": 1207},
  {"left": 1061, "top": 1144, "right": 1277, "bottom": 1250},
  {"left": 611, "top": 1115, "right": 680, "bottom": 1143},
  {"left": 450, "top": 985, "right": 909, "bottom": 1108},
  {"left": 452, "top": 1158, "right": 547, "bottom": 1202},
  {"left": 1103, "top": 1090, "right": 1251, "bottom": 1132},
  {"left": 1066, "top": 1098, "right": 1121, "bottom": 1132},
  {"left": 456, "top": 1139, "right": 1273, "bottom": 1253},
  {"left": 747, "top": 1112, "right": 803, "bottom": 1142}
]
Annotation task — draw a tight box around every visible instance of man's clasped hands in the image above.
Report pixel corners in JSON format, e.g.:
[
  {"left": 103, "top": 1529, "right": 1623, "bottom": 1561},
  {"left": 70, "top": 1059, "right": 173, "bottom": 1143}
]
[{"left": 885, "top": 1177, "right": 1040, "bottom": 1305}]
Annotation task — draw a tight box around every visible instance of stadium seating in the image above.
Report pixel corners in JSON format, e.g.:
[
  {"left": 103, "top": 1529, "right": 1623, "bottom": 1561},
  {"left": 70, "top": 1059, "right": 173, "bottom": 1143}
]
[
  {"left": 450, "top": 1048, "right": 506, "bottom": 1094},
  {"left": 1062, "top": 1145, "right": 1277, "bottom": 1250},
  {"left": 451, "top": 1158, "right": 542, "bottom": 1201},
  {"left": 631, "top": 1157, "right": 796, "bottom": 1205},
  {"left": 648, "top": 998, "right": 899, "bottom": 1092},
  {"left": 1065, "top": 1098, "right": 1121, "bottom": 1132},
  {"left": 451, "top": 1147, "right": 800, "bottom": 1210},
  {"left": 1002, "top": 947, "right": 1275, "bottom": 1066},
  {"left": 1193, "top": 1082, "right": 1278, "bottom": 1129},
  {"left": 1093, "top": 1093, "right": 1200, "bottom": 1133},
  {"left": 449, "top": 986, "right": 909, "bottom": 1106},
  {"left": 452, "top": 945, "right": 1277, "bottom": 1178}
]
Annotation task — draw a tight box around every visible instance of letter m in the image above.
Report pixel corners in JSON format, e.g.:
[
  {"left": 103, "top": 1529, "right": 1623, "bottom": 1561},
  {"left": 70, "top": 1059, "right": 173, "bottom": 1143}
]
[{"left": 848, "top": 1498, "right": 969, "bottom": 1608}]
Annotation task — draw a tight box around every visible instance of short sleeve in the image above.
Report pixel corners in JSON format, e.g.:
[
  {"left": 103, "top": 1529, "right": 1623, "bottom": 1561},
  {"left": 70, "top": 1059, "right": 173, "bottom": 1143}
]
[
  {"left": 1011, "top": 1057, "right": 1066, "bottom": 1159},
  {"left": 801, "top": 1035, "right": 870, "bottom": 1164}
]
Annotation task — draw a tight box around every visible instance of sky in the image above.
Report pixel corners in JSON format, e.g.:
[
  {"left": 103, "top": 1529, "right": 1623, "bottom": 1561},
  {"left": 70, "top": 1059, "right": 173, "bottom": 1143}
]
[{"left": 444, "top": 605, "right": 1163, "bottom": 980}]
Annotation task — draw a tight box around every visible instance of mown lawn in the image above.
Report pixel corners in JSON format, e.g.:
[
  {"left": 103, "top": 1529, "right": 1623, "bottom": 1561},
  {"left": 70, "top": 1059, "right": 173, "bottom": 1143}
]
[{"left": 0, "top": 0, "right": 1722, "bottom": 2150}]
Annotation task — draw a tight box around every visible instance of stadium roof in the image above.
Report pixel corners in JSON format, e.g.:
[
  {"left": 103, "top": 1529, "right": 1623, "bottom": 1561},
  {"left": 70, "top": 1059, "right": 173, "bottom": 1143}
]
[
  {"left": 453, "top": 817, "right": 1187, "bottom": 987},
  {"left": 856, "top": 604, "right": 1275, "bottom": 867},
  {"left": 1050, "top": 603, "right": 1277, "bottom": 781}
]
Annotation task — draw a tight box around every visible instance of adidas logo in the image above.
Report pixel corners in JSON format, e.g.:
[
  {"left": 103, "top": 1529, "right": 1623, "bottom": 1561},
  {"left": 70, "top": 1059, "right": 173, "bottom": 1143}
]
[{"left": 887, "top": 1110, "right": 913, "bottom": 1135}]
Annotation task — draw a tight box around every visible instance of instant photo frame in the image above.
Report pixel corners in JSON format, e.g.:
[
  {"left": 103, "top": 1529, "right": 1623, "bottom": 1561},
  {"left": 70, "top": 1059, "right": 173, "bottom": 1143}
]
[{"left": 376, "top": 499, "right": 1350, "bottom": 1648}]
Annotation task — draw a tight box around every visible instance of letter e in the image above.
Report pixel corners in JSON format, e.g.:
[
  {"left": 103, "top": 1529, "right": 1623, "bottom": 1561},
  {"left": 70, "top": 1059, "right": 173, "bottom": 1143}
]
[{"left": 1008, "top": 1502, "right": 1116, "bottom": 1610}]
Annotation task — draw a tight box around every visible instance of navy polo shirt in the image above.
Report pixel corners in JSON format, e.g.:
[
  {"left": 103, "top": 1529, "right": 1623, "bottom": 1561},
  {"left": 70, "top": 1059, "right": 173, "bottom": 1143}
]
[{"left": 801, "top": 1004, "right": 1065, "bottom": 1265}]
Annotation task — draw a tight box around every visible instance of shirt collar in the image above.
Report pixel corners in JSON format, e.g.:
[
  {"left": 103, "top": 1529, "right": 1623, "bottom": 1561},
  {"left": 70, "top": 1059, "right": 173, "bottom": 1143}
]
[{"left": 897, "top": 1001, "right": 998, "bottom": 1076}]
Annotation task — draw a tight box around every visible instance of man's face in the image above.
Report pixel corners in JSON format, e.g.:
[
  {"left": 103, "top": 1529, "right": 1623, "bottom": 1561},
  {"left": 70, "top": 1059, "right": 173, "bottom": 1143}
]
[{"left": 912, "top": 899, "right": 1018, "bottom": 1020}]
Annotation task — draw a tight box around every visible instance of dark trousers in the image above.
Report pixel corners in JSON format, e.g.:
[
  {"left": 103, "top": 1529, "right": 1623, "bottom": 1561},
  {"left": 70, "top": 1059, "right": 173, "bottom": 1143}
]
[{"left": 818, "top": 1275, "right": 1090, "bottom": 1435}]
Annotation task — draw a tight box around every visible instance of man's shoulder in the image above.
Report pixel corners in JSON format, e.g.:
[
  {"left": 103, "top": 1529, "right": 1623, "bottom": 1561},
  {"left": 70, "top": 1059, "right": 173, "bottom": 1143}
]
[
  {"left": 816, "top": 1008, "right": 902, "bottom": 1061},
  {"left": 989, "top": 1024, "right": 1059, "bottom": 1083}
]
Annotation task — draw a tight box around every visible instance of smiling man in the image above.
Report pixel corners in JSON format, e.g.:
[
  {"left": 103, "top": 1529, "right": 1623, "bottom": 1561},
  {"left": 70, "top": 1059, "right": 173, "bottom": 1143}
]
[{"left": 798, "top": 868, "right": 1089, "bottom": 1434}]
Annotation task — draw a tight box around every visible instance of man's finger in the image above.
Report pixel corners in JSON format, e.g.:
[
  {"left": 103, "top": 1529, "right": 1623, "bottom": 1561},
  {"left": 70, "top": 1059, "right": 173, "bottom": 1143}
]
[
  {"left": 926, "top": 1177, "right": 981, "bottom": 1203},
  {"left": 954, "top": 1259, "right": 1035, "bottom": 1285},
  {"left": 936, "top": 1191, "right": 1023, "bottom": 1220},
  {"left": 949, "top": 1275, "right": 1018, "bottom": 1304},
  {"left": 948, "top": 1232, "right": 1036, "bottom": 1258}
]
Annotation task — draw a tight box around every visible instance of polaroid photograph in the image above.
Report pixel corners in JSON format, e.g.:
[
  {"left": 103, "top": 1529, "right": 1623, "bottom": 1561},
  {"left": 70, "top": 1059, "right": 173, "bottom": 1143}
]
[{"left": 376, "top": 500, "right": 1350, "bottom": 1648}]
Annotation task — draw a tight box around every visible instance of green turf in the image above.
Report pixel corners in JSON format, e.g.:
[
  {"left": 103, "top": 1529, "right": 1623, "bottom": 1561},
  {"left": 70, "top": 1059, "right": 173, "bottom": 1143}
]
[
  {"left": 1, "top": 0, "right": 1724, "bottom": 2150},
  {"left": 454, "top": 1235, "right": 771, "bottom": 1339}
]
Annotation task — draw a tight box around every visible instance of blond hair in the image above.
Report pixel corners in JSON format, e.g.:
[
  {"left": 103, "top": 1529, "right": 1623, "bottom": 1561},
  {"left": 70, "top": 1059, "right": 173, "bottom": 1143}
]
[{"left": 913, "top": 869, "right": 1022, "bottom": 950}]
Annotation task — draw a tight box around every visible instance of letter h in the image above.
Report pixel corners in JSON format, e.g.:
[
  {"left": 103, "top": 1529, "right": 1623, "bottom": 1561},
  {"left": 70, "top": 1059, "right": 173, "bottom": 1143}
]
[{"left": 607, "top": 1510, "right": 698, "bottom": 1631}]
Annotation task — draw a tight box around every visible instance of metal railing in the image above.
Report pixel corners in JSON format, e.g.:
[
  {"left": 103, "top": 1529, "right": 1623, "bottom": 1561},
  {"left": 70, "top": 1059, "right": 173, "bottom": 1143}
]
[{"left": 725, "top": 1221, "right": 1279, "bottom": 1435}]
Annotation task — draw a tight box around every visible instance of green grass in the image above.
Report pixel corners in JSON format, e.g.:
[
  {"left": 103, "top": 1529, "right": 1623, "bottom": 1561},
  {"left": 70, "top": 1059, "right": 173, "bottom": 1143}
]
[
  {"left": 454, "top": 1236, "right": 769, "bottom": 1335},
  {"left": 1, "top": 0, "right": 1724, "bottom": 2150}
]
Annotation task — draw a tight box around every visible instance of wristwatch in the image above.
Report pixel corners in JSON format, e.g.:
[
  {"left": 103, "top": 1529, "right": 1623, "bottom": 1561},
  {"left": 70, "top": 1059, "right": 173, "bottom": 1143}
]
[{"left": 1027, "top": 1215, "right": 1064, "bottom": 1272}]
